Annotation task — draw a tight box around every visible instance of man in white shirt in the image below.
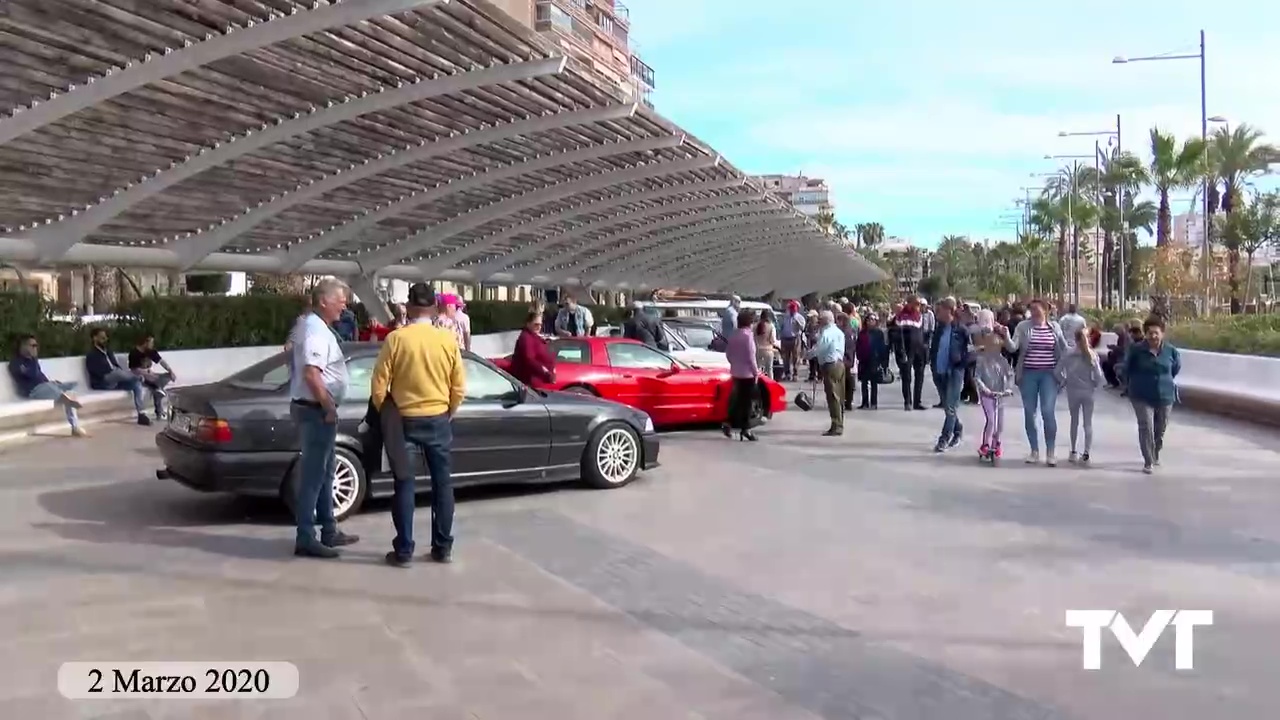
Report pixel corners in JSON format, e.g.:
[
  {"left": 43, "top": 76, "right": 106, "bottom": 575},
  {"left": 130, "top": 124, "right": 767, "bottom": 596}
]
[
  {"left": 289, "top": 278, "right": 359, "bottom": 559},
  {"left": 1058, "top": 303, "right": 1088, "bottom": 348},
  {"left": 455, "top": 298, "right": 472, "bottom": 352}
]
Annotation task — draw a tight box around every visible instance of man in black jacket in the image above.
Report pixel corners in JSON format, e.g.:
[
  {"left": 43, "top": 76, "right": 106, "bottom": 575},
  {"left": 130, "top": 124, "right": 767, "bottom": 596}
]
[
  {"left": 891, "top": 298, "right": 929, "bottom": 411},
  {"left": 85, "top": 327, "right": 149, "bottom": 426},
  {"left": 622, "top": 302, "right": 669, "bottom": 351}
]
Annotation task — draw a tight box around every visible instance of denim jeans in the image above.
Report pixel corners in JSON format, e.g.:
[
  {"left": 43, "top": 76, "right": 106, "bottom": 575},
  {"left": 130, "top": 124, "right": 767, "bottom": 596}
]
[
  {"left": 140, "top": 372, "right": 172, "bottom": 416},
  {"left": 29, "top": 381, "right": 80, "bottom": 428},
  {"left": 101, "top": 368, "right": 145, "bottom": 414},
  {"left": 934, "top": 368, "right": 965, "bottom": 443},
  {"left": 1019, "top": 369, "right": 1060, "bottom": 453},
  {"left": 292, "top": 403, "right": 338, "bottom": 548},
  {"left": 398, "top": 414, "right": 454, "bottom": 556}
]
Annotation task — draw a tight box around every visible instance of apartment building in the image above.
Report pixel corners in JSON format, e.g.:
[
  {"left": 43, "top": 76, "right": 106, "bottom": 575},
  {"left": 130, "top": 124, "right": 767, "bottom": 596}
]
[
  {"left": 526, "top": 0, "right": 655, "bottom": 106},
  {"left": 752, "top": 174, "right": 834, "bottom": 217}
]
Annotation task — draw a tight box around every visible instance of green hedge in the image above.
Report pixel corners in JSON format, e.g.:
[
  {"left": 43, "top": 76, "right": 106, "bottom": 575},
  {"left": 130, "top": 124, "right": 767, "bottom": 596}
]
[
  {"left": 2, "top": 292, "right": 626, "bottom": 358},
  {"left": 1167, "top": 315, "right": 1280, "bottom": 357}
]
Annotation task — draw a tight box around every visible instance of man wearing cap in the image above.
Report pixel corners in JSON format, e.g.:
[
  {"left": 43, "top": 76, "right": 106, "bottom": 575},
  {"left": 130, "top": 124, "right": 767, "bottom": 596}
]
[{"left": 371, "top": 282, "right": 466, "bottom": 567}]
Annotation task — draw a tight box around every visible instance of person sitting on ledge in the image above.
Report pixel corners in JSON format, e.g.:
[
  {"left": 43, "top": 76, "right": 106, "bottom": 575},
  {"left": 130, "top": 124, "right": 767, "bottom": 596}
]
[
  {"left": 85, "top": 327, "right": 150, "bottom": 426},
  {"left": 8, "top": 333, "right": 87, "bottom": 437}
]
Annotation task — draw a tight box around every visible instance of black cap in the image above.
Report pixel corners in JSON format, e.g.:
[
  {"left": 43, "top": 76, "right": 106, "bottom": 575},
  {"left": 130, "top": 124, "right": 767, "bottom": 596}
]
[{"left": 406, "top": 282, "right": 436, "bottom": 308}]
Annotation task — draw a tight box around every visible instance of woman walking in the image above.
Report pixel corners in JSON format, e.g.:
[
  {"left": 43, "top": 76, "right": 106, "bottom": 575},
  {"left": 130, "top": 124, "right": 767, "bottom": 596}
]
[
  {"left": 1000, "top": 299, "right": 1067, "bottom": 466},
  {"left": 754, "top": 308, "right": 779, "bottom": 380},
  {"left": 1123, "top": 316, "right": 1181, "bottom": 474},
  {"left": 510, "top": 310, "right": 556, "bottom": 387},
  {"left": 722, "top": 308, "right": 760, "bottom": 441},
  {"left": 1060, "top": 326, "right": 1104, "bottom": 465},
  {"left": 855, "top": 313, "right": 890, "bottom": 409}
]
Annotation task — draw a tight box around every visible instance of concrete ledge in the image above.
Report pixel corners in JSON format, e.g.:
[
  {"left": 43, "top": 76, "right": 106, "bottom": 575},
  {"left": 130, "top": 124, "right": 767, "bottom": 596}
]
[{"left": 1177, "top": 386, "right": 1280, "bottom": 428}]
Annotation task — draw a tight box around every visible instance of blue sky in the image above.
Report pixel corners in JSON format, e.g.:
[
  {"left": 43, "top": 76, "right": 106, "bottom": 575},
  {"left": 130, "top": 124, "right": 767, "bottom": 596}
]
[{"left": 626, "top": 0, "right": 1280, "bottom": 249}]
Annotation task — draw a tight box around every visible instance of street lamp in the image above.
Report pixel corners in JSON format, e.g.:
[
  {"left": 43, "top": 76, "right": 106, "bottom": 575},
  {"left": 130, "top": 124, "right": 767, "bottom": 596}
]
[
  {"left": 1060, "top": 117, "right": 1126, "bottom": 308},
  {"left": 1113, "top": 30, "right": 1210, "bottom": 314},
  {"left": 1044, "top": 155, "right": 1095, "bottom": 304}
]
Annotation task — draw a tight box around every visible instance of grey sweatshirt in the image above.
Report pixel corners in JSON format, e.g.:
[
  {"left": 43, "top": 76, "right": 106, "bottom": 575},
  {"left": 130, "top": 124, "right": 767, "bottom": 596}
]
[
  {"left": 973, "top": 348, "right": 1015, "bottom": 396},
  {"left": 1059, "top": 350, "right": 1103, "bottom": 395}
]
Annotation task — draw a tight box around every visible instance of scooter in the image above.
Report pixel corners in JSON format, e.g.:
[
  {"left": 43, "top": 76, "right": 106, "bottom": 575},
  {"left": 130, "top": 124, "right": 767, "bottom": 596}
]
[{"left": 979, "top": 443, "right": 1002, "bottom": 466}]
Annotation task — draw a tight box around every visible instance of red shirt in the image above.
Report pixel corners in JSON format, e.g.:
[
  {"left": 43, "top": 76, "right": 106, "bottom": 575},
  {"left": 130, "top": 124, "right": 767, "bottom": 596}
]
[{"left": 509, "top": 328, "right": 555, "bottom": 385}]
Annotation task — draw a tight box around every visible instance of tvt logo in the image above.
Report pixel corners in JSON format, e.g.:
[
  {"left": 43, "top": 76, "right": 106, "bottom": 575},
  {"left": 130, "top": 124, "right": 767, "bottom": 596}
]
[{"left": 1065, "top": 610, "right": 1213, "bottom": 670}]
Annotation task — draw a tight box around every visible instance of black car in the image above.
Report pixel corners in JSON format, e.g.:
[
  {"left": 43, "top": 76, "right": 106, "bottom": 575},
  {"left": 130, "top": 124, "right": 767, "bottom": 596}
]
[{"left": 155, "top": 343, "right": 660, "bottom": 520}]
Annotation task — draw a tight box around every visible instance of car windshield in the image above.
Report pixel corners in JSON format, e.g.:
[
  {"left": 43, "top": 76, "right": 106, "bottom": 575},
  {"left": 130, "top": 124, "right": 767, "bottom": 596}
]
[{"left": 673, "top": 323, "right": 715, "bottom": 349}]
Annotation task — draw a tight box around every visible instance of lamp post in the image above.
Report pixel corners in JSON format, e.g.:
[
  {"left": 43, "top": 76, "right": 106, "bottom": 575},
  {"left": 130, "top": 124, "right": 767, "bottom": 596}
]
[
  {"left": 1045, "top": 154, "right": 1095, "bottom": 305},
  {"left": 1114, "top": 30, "right": 1209, "bottom": 314},
  {"left": 1059, "top": 117, "right": 1124, "bottom": 307}
]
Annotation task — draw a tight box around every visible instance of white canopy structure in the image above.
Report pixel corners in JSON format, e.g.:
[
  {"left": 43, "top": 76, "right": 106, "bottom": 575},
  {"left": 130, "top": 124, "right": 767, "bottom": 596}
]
[{"left": 0, "top": 0, "right": 885, "bottom": 299}]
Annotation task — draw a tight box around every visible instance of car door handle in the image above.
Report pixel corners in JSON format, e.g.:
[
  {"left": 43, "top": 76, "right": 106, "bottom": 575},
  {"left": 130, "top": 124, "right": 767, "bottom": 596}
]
[{"left": 622, "top": 374, "right": 634, "bottom": 378}]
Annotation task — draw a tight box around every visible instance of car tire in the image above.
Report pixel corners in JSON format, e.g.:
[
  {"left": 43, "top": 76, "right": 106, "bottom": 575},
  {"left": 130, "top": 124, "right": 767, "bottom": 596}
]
[
  {"left": 581, "top": 421, "right": 641, "bottom": 489},
  {"left": 281, "top": 445, "right": 369, "bottom": 522},
  {"left": 747, "top": 392, "right": 766, "bottom": 428}
]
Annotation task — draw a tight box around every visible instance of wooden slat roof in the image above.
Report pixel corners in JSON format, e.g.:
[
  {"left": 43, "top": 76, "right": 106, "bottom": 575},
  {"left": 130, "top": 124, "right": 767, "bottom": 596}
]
[{"left": 0, "top": 0, "right": 884, "bottom": 293}]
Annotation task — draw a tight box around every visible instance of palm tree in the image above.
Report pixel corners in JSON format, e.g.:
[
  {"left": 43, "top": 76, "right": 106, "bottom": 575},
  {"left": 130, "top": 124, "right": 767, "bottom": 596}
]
[
  {"left": 934, "top": 235, "right": 971, "bottom": 294},
  {"left": 1207, "top": 124, "right": 1279, "bottom": 312},
  {"left": 1120, "top": 197, "right": 1157, "bottom": 306},
  {"left": 1031, "top": 191, "right": 1071, "bottom": 299},
  {"left": 1148, "top": 128, "right": 1206, "bottom": 248},
  {"left": 813, "top": 211, "right": 836, "bottom": 234},
  {"left": 831, "top": 220, "right": 851, "bottom": 247},
  {"left": 857, "top": 221, "right": 886, "bottom": 251}
]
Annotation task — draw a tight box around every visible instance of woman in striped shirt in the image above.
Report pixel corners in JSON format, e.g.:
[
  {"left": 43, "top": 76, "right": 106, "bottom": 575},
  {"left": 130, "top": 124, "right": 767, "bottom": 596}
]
[{"left": 1000, "top": 299, "right": 1068, "bottom": 466}]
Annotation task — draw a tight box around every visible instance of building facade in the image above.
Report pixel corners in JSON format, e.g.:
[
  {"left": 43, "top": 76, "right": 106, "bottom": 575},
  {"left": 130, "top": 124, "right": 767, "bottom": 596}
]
[
  {"left": 530, "top": 0, "right": 655, "bottom": 106},
  {"left": 752, "top": 174, "right": 834, "bottom": 217}
]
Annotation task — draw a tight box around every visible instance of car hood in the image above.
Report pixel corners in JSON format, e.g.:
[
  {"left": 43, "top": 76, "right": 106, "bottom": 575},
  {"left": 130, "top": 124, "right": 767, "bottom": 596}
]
[
  {"left": 540, "top": 388, "right": 646, "bottom": 419},
  {"left": 673, "top": 348, "right": 730, "bottom": 367}
]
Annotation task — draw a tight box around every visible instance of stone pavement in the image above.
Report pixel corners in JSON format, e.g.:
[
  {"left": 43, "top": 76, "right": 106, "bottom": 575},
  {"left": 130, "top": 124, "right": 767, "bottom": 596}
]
[{"left": 1, "top": 383, "right": 1278, "bottom": 719}]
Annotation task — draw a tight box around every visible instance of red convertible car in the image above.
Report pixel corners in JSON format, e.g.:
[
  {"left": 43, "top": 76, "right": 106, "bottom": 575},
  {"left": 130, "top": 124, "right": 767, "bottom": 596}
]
[{"left": 494, "top": 337, "right": 786, "bottom": 428}]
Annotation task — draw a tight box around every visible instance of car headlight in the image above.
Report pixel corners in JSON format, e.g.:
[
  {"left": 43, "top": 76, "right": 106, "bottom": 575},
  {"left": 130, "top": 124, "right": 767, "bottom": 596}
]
[{"left": 642, "top": 415, "right": 655, "bottom": 433}]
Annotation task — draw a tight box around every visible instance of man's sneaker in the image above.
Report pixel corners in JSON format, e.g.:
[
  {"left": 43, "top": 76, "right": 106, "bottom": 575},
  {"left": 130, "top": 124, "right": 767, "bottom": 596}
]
[
  {"left": 1025, "top": 451, "right": 1040, "bottom": 465},
  {"left": 1068, "top": 451, "right": 1079, "bottom": 464},
  {"left": 1142, "top": 464, "right": 1154, "bottom": 475},
  {"left": 1046, "top": 451, "right": 1057, "bottom": 467},
  {"left": 429, "top": 548, "right": 452, "bottom": 564},
  {"left": 933, "top": 441, "right": 947, "bottom": 453},
  {"left": 322, "top": 532, "right": 359, "bottom": 548},
  {"left": 137, "top": 414, "right": 152, "bottom": 426},
  {"left": 70, "top": 426, "right": 89, "bottom": 438},
  {"left": 384, "top": 551, "right": 412, "bottom": 569},
  {"left": 946, "top": 432, "right": 963, "bottom": 449}
]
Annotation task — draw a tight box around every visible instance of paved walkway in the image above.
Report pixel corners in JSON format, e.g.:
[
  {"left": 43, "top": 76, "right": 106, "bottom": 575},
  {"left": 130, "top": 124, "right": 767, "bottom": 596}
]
[{"left": 1, "top": 382, "right": 1278, "bottom": 719}]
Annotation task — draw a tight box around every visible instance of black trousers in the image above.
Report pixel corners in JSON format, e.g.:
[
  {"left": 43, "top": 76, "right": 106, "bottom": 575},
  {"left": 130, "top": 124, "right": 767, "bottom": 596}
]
[
  {"left": 860, "top": 379, "right": 879, "bottom": 407},
  {"left": 898, "top": 354, "right": 926, "bottom": 406},
  {"left": 729, "top": 377, "right": 756, "bottom": 431},
  {"left": 842, "top": 365, "right": 856, "bottom": 408}
]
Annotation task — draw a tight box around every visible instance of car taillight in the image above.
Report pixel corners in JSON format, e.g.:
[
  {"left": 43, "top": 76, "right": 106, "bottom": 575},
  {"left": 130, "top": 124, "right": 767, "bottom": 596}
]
[{"left": 195, "top": 418, "right": 233, "bottom": 444}]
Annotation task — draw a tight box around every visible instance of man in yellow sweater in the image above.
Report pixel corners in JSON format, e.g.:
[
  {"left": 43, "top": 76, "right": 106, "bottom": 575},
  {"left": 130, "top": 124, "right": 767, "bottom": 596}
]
[{"left": 371, "top": 283, "right": 466, "bottom": 567}]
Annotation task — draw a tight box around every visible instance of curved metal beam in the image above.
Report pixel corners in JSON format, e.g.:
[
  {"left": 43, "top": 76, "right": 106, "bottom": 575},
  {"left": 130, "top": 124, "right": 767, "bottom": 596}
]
[
  {"left": 171, "top": 104, "right": 638, "bottom": 268},
  {"left": 278, "top": 133, "right": 681, "bottom": 272},
  {"left": 19, "top": 57, "right": 567, "bottom": 263},
  {"left": 418, "top": 187, "right": 756, "bottom": 279},
  {"left": 578, "top": 208, "right": 803, "bottom": 279},
  {"left": 544, "top": 219, "right": 807, "bottom": 285},
  {"left": 522, "top": 203, "right": 787, "bottom": 279},
  {"left": 704, "top": 245, "right": 866, "bottom": 291},
  {"left": 655, "top": 233, "right": 820, "bottom": 286},
  {"left": 0, "top": 0, "right": 443, "bottom": 147},
  {"left": 605, "top": 215, "right": 809, "bottom": 279},
  {"left": 668, "top": 237, "right": 840, "bottom": 287},
  {"left": 457, "top": 180, "right": 748, "bottom": 280},
  {"left": 360, "top": 155, "right": 719, "bottom": 272}
]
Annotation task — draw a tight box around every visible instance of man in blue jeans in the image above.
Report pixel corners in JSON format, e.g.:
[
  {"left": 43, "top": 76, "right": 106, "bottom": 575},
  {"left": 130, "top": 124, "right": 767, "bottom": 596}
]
[
  {"left": 288, "top": 278, "right": 360, "bottom": 559},
  {"left": 929, "top": 299, "right": 970, "bottom": 452},
  {"left": 370, "top": 282, "right": 465, "bottom": 567},
  {"left": 85, "top": 327, "right": 150, "bottom": 426}
]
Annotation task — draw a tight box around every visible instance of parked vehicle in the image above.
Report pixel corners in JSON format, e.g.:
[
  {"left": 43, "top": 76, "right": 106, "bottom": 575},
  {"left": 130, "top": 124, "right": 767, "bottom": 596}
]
[
  {"left": 154, "top": 343, "right": 659, "bottom": 521},
  {"left": 592, "top": 322, "right": 728, "bottom": 368},
  {"left": 493, "top": 337, "right": 785, "bottom": 428}
]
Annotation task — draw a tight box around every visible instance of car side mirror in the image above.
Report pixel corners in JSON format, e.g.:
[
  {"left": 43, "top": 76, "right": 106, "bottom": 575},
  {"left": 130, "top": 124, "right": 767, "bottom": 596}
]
[
  {"left": 663, "top": 362, "right": 681, "bottom": 376},
  {"left": 501, "top": 385, "right": 527, "bottom": 407}
]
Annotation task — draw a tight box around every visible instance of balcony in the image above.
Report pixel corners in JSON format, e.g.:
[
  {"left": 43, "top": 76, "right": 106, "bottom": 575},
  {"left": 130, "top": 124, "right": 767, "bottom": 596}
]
[{"left": 630, "top": 54, "right": 655, "bottom": 89}]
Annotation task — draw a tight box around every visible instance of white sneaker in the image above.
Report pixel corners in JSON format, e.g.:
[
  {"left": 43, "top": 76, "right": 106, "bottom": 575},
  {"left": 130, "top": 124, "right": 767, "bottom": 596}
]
[
  {"left": 1068, "top": 451, "right": 1078, "bottom": 464},
  {"left": 1025, "top": 451, "right": 1040, "bottom": 464},
  {"left": 1046, "top": 451, "right": 1057, "bottom": 467}
]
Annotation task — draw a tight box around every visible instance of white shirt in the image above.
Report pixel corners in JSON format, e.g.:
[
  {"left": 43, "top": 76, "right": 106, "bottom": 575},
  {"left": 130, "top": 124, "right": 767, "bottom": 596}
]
[
  {"left": 289, "top": 312, "right": 348, "bottom": 404},
  {"left": 457, "top": 310, "right": 472, "bottom": 348}
]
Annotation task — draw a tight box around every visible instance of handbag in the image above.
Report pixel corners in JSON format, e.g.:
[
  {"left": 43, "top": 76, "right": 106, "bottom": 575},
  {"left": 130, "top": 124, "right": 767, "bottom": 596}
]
[
  {"left": 876, "top": 365, "right": 896, "bottom": 385},
  {"left": 794, "top": 375, "right": 817, "bottom": 411}
]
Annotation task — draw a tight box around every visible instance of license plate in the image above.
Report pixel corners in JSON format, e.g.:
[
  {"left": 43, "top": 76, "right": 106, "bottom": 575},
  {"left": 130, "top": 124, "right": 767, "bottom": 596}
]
[{"left": 169, "top": 413, "right": 192, "bottom": 433}]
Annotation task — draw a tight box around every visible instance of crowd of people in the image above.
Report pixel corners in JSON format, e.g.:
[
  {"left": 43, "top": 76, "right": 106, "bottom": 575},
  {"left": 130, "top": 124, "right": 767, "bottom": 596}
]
[{"left": 718, "top": 294, "right": 1182, "bottom": 475}]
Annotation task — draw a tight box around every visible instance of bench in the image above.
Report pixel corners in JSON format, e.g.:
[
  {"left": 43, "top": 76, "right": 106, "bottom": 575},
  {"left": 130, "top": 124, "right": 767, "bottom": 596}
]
[
  {"left": 1174, "top": 349, "right": 1280, "bottom": 427},
  {"left": 1, "top": 346, "right": 284, "bottom": 436}
]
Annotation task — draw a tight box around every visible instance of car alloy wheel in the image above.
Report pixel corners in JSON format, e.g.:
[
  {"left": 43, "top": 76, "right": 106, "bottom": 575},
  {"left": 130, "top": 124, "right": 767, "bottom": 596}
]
[
  {"left": 332, "top": 453, "right": 363, "bottom": 520},
  {"left": 583, "top": 423, "right": 640, "bottom": 488}
]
